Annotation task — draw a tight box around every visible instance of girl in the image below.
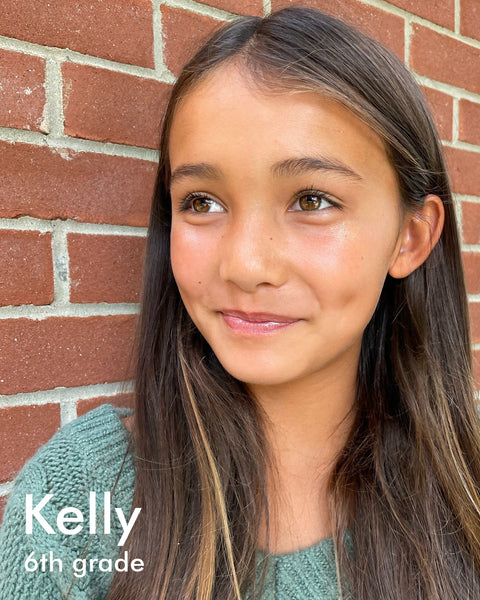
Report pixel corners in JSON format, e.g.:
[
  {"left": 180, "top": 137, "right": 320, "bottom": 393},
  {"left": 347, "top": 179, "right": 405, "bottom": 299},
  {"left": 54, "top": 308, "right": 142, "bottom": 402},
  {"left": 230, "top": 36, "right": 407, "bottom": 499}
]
[{"left": 1, "top": 6, "right": 480, "bottom": 600}]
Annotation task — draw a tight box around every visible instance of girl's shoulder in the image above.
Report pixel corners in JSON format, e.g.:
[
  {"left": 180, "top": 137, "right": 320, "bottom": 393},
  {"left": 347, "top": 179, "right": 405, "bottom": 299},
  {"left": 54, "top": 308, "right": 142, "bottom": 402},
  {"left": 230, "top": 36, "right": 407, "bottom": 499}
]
[
  {"left": 0, "top": 403, "right": 136, "bottom": 600},
  {"left": 11, "top": 402, "right": 135, "bottom": 499}
]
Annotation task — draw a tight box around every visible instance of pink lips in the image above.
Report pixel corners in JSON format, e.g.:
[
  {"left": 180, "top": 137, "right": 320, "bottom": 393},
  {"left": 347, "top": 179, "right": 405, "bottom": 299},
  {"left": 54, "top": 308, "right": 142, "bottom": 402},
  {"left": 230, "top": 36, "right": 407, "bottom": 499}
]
[{"left": 220, "top": 310, "right": 300, "bottom": 335}]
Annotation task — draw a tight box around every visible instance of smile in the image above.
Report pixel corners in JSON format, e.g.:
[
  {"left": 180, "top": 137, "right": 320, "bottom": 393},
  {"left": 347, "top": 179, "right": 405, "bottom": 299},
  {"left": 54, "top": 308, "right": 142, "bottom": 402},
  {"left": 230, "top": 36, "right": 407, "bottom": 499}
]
[{"left": 220, "top": 310, "right": 300, "bottom": 335}]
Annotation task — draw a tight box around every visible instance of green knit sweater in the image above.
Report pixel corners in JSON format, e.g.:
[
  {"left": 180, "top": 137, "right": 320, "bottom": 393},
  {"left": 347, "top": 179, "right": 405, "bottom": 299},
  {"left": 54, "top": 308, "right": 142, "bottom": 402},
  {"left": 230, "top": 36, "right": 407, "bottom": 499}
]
[{"left": 0, "top": 403, "right": 339, "bottom": 599}]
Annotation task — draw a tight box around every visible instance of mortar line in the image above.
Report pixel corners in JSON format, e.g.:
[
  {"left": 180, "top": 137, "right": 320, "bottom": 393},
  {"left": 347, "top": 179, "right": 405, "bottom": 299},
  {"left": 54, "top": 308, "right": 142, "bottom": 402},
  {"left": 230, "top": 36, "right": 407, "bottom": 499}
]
[
  {"left": 452, "top": 97, "right": 460, "bottom": 143},
  {"left": 152, "top": 0, "right": 174, "bottom": 80},
  {"left": 0, "top": 381, "right": 135, "bottom": 408},
  {"left": 0, "top": 304, "right": 139, "bottom": 320},
  {"left": 0, "top": 127, "right": 159, "bottom": 161},
  {"left": 60, "top": 399, "right": 78, "bottom": 426},
  {"left": 413, "top": 75, "right": 480, "bottom": 104},
  {"left": 402, "top": 15, "right": 411, "bottom": 65},
  {"left": 50, "top": 221, "right": 71, "bottom": 304},
  {"left": 0, "top": 217, "right": 148, "bottom": 236},
  {"left": 43, "top": 134, "right": 159, "bottom": 161},
  {"left": 455, "top": 192, "right": 463, "bottom": 240},
  {"left": 0, "top": 482, "right": 14, "bottom": 497},
  {"left": 454, "top": 194, "right": 480, "bottom": 204},
  {"left": 442, "top": 139, "right": 480, "bottom": 155},
  {"left": 43, "top": 57, "right": 64, "bottom": 136},
  {"left": 455, "top": 0, "right": 461, "bottom": 34}
]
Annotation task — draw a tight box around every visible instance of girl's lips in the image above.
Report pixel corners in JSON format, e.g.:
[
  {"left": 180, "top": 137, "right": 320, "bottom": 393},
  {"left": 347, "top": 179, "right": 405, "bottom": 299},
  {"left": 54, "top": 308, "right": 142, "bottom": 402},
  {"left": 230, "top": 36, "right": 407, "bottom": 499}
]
[{"left": 220, "top": 310, "right": 300, "bottom": 335}]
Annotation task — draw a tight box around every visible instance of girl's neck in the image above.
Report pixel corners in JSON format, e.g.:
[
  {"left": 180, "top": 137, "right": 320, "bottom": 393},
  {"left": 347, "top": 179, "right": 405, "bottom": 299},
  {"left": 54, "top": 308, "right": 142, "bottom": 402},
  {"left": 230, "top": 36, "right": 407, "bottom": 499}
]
[
  {"left": 250, "top": 356, "right": 357, "bottom": 467},
  {"left": 250, "top": 361, "right": 357, "bottom": 554}
]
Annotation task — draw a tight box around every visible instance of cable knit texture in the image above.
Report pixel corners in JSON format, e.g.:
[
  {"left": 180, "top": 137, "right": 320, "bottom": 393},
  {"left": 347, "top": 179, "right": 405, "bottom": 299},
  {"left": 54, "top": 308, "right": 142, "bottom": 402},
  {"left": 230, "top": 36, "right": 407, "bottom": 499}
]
[{"left": 0, "top": 403, "right": 340, "bottom": 599}]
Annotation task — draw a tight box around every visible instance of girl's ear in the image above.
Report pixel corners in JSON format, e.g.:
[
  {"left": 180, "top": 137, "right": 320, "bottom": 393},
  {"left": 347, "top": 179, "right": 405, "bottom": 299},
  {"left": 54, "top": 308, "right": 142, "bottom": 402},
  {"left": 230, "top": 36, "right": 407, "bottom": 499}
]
[{"left": 388, "top": 194, "right": 445, "bottom": 279}]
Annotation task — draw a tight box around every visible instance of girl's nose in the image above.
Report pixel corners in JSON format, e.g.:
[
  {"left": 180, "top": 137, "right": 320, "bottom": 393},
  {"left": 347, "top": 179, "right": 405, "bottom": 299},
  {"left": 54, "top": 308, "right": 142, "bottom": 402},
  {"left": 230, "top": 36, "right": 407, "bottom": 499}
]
[{"left": 218, "top": 213, "right": 288, "bottom": 293}]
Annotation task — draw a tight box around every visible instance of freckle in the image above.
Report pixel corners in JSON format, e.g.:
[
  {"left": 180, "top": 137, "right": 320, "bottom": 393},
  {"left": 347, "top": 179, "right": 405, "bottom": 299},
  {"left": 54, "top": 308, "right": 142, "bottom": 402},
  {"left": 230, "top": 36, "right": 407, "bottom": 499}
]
[
  {"left": 269, "top": 237, "right": 273, "bottom": 241},
  {"left": 197, "top": 281, "right": 202, "bottom": 285}
]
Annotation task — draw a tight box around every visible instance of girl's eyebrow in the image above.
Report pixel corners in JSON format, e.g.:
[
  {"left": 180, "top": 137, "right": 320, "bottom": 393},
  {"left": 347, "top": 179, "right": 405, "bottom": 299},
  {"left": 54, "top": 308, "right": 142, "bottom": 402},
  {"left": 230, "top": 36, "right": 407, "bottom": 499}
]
[
  {"left": 170, "top": 155, "right": 363, "bottom": 186},
  {"left": 272, "top": 156, "right": 363, "bottom": 182}
]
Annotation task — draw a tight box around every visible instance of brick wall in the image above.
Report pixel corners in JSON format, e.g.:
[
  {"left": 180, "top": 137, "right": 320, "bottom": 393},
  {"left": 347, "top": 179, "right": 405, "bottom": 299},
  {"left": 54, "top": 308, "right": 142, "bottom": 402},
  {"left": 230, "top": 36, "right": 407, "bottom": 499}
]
[{"left": 1, "top": 0, "right": 479, "bottom": 518}]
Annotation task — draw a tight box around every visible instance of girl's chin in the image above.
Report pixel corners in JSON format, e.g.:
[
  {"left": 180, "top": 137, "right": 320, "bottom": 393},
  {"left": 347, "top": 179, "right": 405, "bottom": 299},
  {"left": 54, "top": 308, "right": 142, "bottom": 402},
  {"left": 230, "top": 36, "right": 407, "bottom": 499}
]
[{"left": 217, "top": 359, "right": 305, "bottom": 388}]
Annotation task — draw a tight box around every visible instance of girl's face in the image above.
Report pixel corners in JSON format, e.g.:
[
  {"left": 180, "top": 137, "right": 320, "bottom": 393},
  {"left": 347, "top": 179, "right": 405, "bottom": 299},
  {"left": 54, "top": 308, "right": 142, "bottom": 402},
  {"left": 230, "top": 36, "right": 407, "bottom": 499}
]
[{"left": 169, "top": 65, "right": 407, "bottom": 388}]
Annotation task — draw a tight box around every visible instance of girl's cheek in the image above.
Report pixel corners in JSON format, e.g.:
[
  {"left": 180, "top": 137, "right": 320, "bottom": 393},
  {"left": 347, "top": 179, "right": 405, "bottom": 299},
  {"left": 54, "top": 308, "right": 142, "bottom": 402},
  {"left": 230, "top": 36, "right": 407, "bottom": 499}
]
[{"left": 171, "top": 228, "right": 217, "bottom": 288}]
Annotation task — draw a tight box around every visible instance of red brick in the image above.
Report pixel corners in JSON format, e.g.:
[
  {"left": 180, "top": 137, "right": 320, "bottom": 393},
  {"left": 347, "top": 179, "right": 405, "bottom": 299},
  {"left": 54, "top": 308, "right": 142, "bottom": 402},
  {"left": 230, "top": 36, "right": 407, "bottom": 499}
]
[
  {"left": 0, "top": 230, "right": 53, "bottom": 307},
  {"left": 461, "top": 0, "right": 480, "bottom": 43},
  {"left": 68, "top": 234, "right": 146, "bottom": 303},
  {"left": 444, "top": 147, "right": 480, "bottom": 196},
  {"left": 0, "top": 49, "right": 46, "bottom": 132},
  {"left": 420, "top": 86, "right": 453, "bottom": 141},
  {"left": 463, "top": 202, "right": 480, "bottom": 245},
  {"left": 0, "top": 404, "right": 60, "bottom": 483},
  {"left": 63, "top": 64, "right": 170, "bottom": 149},
  {"left": 0, "top": 0, "right": 153, "bottom": 68},
  {"left": 463, "top": 252, "right": 480, "bottom": 295},
  {"left": 0, "top": 315, "right": 137, "bottom": 395},
  {"left": 470, "top": 302, "right": 480, "bottom": 345},
  {"left": 76, "top": 392, "right": 135, "bottom": 416},
  {"left": 459, "top": 99, "right": 480, "bottom": 146},
  {"left": 0, "top": 141, "right": 155, "bottom": 226},
  {"left": 387, "top": 0, "right": 454, "bottom": 29},
  {"left": 195, "top": 0, "right": 263, "bottom": 15},
  {"left": 411, "top": 25, "right": 480, "bottom": 96},
  {"left": 270, "top": 0, "right": 405, "bottom": 60},
  {"left": 161, "top": 6, "right": 227, "bottom": 77}
]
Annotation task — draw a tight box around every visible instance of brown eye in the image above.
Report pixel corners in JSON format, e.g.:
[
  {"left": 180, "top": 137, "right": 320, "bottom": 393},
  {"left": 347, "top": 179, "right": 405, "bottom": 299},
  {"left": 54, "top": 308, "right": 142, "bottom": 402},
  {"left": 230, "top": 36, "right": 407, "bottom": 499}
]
[
  {"left": 185, "top": 195, "right": 224, "bottom": 213},
  {"left": 192, "top": 197, "right": 212, "bottom": 212},
  {"left": 299, "top": 194, "right": 322, "bottom": 211},
  {"left": 290, "top": 191, "right": 337, "bottom": 212}
]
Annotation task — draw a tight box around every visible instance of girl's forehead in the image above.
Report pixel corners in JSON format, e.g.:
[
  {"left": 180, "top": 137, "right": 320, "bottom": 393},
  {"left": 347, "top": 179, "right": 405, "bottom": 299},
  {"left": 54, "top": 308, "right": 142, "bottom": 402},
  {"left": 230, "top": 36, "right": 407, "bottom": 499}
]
[{"left": 169, "top": 64, "right": 394, "bottom": 188}]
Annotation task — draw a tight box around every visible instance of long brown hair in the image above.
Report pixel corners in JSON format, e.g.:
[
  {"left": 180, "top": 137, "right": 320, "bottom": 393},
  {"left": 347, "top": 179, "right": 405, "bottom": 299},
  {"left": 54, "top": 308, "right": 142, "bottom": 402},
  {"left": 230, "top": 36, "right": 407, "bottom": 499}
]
[{"left": 106, "top": 7, "right": 480, "bottom": 599}]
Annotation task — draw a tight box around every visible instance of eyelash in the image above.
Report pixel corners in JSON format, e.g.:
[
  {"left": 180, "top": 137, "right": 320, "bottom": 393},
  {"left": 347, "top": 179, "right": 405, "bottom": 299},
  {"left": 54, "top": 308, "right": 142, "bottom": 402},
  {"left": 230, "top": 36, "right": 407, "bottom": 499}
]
[
  {"left": 177, "top": 192, "right": 222, "bottom": 213},
  {"left": 177, "top": 187, "right": 341, "bottom": 213}
]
